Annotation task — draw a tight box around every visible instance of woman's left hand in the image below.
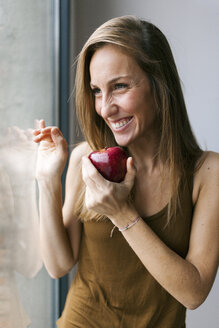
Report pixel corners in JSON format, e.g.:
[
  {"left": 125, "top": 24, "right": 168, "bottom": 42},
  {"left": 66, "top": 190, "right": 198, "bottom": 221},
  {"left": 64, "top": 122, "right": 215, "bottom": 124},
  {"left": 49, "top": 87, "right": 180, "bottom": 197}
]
[{"left": 82, "top": 156, "right": 136, "bottom": 223}]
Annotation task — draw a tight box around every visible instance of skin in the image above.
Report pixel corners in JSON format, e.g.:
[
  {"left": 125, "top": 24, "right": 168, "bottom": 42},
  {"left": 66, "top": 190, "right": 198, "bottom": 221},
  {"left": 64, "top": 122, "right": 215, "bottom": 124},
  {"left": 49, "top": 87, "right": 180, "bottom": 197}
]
[
  {"left": 89, "top": 45, "right": 158, "bottom": 151},
  {"left": 33, "top": 121, "right": 82, "bottom": 278},
  {"left": 33, "top": 45, "right": 219, "bottom": 310}
]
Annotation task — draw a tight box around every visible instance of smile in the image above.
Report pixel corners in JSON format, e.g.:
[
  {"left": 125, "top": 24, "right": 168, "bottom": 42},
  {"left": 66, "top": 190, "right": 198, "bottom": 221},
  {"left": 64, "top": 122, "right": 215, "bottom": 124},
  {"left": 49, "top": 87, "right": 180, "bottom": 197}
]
[{"left": 110, "top": 117, "right": 133, "bottom": 130}]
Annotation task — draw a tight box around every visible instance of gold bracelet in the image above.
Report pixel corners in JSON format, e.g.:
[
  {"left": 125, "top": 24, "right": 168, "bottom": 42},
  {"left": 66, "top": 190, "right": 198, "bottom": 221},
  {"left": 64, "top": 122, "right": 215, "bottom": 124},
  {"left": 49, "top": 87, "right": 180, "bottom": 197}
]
[{"left": 110, "top": 216, "right": 140, "bottom": 238}]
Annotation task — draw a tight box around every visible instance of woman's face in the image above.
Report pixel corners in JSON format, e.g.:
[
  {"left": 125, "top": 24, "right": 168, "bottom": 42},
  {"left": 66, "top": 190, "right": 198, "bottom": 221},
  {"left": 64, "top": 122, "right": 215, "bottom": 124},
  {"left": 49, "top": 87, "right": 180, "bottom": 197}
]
[{"left": 89, "top": 44, "right": 157, "bottom": 147}]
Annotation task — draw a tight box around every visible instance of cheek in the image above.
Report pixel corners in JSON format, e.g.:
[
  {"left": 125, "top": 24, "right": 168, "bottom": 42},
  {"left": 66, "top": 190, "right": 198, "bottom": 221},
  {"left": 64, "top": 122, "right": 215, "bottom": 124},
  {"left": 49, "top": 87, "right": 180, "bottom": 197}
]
[
  {"left": 130, "top": 91, "right": 154, "bottom": 117},
  {"left": 122, "top": 94, "right": 141, "bottom": 115},
  {"left": 116, "top": 94, "right": 137, "bottom": 114}
]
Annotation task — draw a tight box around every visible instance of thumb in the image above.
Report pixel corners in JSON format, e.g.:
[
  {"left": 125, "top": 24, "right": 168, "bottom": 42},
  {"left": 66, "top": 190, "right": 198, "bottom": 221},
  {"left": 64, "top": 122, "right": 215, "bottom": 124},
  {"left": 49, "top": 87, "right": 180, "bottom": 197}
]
[{"left": 123, "top": 157, "right": 136, "bottom": 188}]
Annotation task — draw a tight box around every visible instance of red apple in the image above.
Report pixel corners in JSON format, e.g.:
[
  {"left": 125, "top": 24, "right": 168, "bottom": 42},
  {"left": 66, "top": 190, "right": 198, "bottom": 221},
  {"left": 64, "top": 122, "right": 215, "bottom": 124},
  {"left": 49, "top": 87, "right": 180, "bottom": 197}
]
[{"left": 88, "top": 146, "right": 128, "bottom": 183}]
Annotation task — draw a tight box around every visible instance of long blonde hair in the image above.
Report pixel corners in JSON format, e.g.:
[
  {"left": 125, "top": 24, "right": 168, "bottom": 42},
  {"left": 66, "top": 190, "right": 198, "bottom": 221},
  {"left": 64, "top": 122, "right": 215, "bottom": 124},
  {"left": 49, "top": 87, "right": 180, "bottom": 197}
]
[{"left": 74, "top": 15, "right": 202, "bottom": 223}]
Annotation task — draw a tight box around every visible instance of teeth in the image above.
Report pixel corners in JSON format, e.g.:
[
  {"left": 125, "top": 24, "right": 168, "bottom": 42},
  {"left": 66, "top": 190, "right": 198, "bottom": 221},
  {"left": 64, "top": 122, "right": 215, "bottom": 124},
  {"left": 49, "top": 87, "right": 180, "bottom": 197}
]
[{"left": 111, "top": 118, "right": 131, "bottom": 129}]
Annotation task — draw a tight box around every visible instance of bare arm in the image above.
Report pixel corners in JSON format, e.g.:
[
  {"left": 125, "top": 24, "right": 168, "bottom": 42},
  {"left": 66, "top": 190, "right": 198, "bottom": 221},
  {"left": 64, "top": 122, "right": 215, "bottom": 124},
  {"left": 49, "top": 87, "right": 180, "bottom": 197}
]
[
  {"left": 82, "top": 151, "right": 219, "bottom": 309},
  {"left": 34, "top": 120, "right": 86, "bottom": 278},
  {"left": 37, "top": 177, "right": 74, "bottom": 278},
  {"left": 61, "top": 143, "right": 91, "bottom": 269}
]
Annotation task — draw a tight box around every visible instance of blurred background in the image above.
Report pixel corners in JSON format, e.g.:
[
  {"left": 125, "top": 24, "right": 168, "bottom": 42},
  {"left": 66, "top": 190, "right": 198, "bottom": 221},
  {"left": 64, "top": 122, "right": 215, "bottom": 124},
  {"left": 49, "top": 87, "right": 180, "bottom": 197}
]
[{"left": 0, "top": 0, "right": 218, "bottom": 327}]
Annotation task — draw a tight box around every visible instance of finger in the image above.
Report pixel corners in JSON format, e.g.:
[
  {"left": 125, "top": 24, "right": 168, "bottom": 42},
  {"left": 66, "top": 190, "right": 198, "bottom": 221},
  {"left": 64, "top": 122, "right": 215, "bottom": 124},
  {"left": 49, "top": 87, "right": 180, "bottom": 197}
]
[
  {"left": 123, "top": 157, "right": 136, "bottom": 188},
  {"left": 41, "top": 126, "right": 61, "bottom": 134},
  {"left": 83, "top": 156, "right": 107, "bottom": 187},
  {"left": 81, "top": 157, "right": 98, "bottom": 189},
  {"left": 33, "top": 129, "right": 41, "bottom": 136},
  {"left": 33, "top": 125, "right": 56, "bottom": 138},
  {"left": 33, "top": 127, "right": 52, "bottom": 137},
  {"left": 50, "top": 127, "right": 68, "bottom": 156},
  {"left": 33, "top": 131, "right": 53, "bottom": 143},
  {"left": 50, "top": 127, "right": 65, "bottom": 142}
]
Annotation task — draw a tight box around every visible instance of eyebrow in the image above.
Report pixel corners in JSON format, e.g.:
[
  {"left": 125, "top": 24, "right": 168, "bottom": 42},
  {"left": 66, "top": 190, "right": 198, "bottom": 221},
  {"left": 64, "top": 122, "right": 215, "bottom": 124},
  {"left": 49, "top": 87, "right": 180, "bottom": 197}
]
[{"left": 90, "top": 75, "right": 131, "bottom": 88}]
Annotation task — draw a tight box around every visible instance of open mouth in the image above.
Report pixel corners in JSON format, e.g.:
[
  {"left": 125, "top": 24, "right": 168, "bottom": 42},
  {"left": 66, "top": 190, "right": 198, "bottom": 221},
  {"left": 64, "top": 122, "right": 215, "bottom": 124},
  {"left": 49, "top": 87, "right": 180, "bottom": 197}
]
[{"left": 110, "top": 117, "right": 133, "bottom": 130}]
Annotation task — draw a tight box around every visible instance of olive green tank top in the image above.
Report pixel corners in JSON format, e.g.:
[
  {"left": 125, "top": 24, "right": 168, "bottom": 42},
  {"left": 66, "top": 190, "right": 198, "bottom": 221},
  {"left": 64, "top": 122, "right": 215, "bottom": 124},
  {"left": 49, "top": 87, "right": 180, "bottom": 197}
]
[{"left": 57, "top": 179, "right": 193, "bottom": 328}]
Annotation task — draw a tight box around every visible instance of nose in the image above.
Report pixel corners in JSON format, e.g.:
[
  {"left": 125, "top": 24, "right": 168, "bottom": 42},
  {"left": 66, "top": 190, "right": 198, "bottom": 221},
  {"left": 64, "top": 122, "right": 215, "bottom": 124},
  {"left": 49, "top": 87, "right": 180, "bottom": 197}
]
[{"left": 98, "top": 93, "right": 118, "bottom": 119}]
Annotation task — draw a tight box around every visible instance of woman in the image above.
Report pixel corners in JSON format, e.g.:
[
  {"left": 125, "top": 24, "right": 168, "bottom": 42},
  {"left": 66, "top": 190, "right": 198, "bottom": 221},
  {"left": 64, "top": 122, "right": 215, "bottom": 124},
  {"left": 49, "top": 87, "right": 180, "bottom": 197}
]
[{"left": 33, "top": 16, "right": 219, "bottom": 327}]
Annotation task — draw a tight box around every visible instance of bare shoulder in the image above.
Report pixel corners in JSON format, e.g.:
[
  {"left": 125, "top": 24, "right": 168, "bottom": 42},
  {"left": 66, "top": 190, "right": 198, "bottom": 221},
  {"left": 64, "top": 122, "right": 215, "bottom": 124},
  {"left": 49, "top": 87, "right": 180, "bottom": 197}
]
[
  {"left": 63, "top": 142, "right": 91, "bottom": 224},
  {"left": 66, "top": 141, "right": 91, "bottom": 190},
  {"left": 193, "top": 150, "right": 219, "bottom": 204},
  {"left": 69, "top": 141, "right": 92, "bottom": 165},
  {"left": 196, "top": 151, "right": 219, "bottom": 183}
]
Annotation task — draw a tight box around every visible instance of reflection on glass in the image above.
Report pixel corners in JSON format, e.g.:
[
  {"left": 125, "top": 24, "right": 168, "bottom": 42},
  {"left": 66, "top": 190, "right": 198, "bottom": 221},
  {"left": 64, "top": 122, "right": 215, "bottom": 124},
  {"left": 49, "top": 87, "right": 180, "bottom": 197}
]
[
  {"left": 0, "top": 127, "right": 42, "bottom": 327},
  {"left": 0, "top": 0, "right": 56, "bottom": 325}
]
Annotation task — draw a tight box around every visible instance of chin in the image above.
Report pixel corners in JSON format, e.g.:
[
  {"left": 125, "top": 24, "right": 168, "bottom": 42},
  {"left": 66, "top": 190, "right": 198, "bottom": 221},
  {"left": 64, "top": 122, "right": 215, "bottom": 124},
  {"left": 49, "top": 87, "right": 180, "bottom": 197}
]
[
  {"left": 114, "top": 136, "right": 132, "bottom": 148},
  {"left": 112, "top": 127, "right": 138, "bottom": 147}
]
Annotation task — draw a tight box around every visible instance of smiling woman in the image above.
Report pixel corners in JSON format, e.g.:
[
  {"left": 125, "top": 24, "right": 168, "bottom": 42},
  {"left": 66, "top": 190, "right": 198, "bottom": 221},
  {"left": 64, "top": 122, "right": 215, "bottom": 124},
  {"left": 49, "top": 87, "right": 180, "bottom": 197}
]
[
  {"left": 75, "top": 16, "right": 203, "bottom": 225},
  {"left": 33, "top": 15, "right": 219, "bottom": 328}
]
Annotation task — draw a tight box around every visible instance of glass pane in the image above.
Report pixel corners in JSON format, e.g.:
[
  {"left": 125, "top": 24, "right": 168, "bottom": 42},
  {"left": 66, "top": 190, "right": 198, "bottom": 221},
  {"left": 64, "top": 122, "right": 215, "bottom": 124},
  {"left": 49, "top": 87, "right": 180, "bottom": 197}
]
[{"left": 0, "top": 1, "right": 57, "bottom": 327}]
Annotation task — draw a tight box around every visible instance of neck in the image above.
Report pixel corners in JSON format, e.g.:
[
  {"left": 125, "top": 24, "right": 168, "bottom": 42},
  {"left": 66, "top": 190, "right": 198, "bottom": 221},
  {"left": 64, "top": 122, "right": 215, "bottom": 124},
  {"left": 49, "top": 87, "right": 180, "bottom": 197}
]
[{"left": 127, "top": 133, "right": 161, "bottom": 174}]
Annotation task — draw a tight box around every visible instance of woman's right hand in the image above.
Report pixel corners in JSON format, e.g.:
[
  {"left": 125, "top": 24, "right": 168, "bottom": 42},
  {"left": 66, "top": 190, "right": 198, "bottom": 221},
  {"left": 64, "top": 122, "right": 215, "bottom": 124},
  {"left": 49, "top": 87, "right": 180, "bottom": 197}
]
[{"left": 33, "top": 120, "right": 68, "bottom": 180}]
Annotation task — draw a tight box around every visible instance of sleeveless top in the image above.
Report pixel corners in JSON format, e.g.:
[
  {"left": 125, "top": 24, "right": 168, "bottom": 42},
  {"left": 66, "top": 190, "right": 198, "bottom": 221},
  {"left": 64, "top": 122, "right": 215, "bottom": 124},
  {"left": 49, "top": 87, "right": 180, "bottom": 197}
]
[{"left": 57, "top": 179, "right": 193, "bottom": 328}]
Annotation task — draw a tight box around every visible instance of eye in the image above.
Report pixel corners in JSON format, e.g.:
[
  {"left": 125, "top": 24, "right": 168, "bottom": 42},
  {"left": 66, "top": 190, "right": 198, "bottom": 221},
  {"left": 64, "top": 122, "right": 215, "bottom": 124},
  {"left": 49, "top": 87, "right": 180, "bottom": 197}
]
[
  {"left": 91, "top": 87, "right": 101, "bottom": 96},
  {"left": 114, "top": 83, "right": 128, "bottom": 90}
]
